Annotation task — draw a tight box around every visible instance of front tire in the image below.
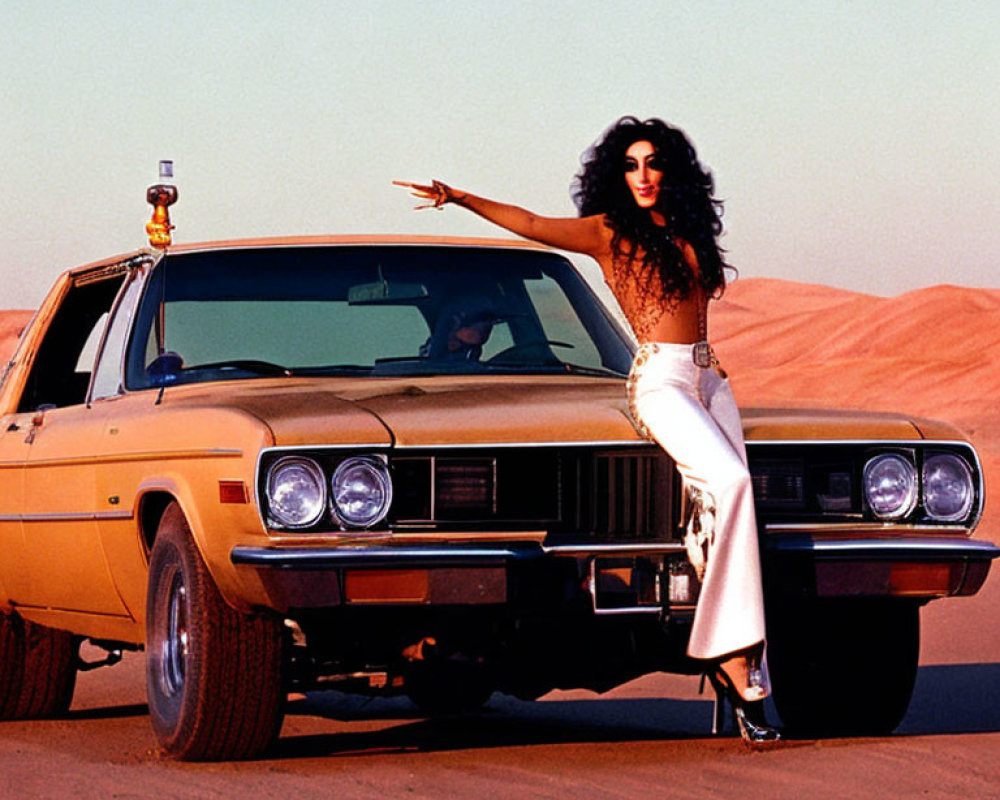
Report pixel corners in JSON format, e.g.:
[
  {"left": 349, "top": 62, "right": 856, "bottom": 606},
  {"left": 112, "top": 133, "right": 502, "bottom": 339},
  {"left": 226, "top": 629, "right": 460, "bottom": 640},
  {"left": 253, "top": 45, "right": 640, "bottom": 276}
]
[
  {"left": 145, "top": 502, "right": 284, "bottom": 760},
  {"left": 768, "top": 598, "right": 920, "bottom": 737}
]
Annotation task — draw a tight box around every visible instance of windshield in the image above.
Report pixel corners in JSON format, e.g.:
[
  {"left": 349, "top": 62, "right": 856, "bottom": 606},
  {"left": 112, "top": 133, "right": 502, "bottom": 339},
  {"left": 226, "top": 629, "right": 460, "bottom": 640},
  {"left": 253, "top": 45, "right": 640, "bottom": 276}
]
[{"left": 124, "top": 245, "right": 633, "bottom": 389}]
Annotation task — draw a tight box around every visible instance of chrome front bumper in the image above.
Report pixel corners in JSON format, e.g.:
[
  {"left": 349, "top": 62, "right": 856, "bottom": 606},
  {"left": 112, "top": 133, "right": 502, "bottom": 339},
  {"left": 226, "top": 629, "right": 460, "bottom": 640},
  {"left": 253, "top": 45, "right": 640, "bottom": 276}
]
[
  {"left": 230, "top": 541, "right": 688, "bottom": 569},
  {"left": 231, "top": 541, "right": 689, "bottom": 614},
  {"left": 231, "top": 533, "right": 999, "bottom": 610}
]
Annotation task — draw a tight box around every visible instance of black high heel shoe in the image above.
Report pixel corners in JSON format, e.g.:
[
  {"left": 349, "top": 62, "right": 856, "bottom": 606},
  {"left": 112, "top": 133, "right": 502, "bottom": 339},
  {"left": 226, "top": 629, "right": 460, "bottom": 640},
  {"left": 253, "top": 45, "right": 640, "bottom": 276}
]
[{"left": 705, "top": 668, "right": 782, "bottom": 745}]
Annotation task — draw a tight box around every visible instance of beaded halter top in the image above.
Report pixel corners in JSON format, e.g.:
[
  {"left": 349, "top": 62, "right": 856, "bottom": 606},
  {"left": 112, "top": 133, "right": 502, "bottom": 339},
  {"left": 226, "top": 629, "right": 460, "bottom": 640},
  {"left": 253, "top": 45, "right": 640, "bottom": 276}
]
[{"left": 605, "top": 255, "right": 675, "bottom": 342}]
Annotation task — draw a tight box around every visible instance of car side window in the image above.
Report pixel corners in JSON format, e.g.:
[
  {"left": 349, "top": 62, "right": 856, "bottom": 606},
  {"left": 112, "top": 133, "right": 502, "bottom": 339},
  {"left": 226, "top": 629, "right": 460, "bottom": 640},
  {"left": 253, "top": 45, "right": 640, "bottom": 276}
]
[
  {"left": 16, "top": 273, "right": 126, "bottom": 412},
  {"left": 91, "top": 271, "right": 144, "bottom": 401}
]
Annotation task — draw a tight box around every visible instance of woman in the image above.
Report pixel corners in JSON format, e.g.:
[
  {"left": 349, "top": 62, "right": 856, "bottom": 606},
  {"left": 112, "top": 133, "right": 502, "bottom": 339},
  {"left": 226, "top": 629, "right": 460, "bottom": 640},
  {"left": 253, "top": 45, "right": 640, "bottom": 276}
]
[{"left": 395, "top": 116, "right": 779, "bottom": 743}]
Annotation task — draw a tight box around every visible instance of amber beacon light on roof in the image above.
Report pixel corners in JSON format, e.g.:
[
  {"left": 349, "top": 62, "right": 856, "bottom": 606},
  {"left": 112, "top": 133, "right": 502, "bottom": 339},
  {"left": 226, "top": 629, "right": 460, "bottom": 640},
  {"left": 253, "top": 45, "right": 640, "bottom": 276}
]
[{"left": 145, "top": 159, "right": 177, "bottom": 248}]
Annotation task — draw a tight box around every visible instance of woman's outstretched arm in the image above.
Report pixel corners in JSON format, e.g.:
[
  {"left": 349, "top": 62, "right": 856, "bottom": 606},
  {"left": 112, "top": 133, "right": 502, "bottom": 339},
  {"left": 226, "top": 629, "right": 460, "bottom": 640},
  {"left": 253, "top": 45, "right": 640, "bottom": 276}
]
[{"left": 394, "top": 180, "right": 610, "bottom": 258}]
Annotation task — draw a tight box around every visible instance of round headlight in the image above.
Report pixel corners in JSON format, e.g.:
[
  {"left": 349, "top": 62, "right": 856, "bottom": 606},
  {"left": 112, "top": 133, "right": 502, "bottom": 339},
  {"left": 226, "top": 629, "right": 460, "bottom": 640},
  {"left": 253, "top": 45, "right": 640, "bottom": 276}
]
[
  {"left": 863, "top": 453, "right": 917, "bottom": 520},
  {"left": 330, "top": 456, "right": 392, "bottom": 528},
  {"left": 266, "top": 456, "right": 326, "bottom": 528},
  {"left": 923, "top": 453, "right": 974, "bottom": 522}
]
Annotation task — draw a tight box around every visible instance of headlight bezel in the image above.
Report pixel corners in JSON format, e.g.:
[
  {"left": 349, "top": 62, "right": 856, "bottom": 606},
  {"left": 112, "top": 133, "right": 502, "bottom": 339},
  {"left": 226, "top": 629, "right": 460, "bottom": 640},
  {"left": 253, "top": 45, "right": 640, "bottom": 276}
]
[
  {"left": 264, "top": 455, "right": 328, "bottom": 530},
  {"left": 329, "top": 455, "right": 394, "bottom": 529},
  {"left": 258, "top": 449, "right": 396, "bottom": 532}
]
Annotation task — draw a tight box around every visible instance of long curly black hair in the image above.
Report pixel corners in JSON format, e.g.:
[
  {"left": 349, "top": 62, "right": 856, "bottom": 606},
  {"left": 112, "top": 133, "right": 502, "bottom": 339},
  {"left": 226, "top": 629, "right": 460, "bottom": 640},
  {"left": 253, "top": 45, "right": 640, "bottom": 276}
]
[{"left": 571, "top": 116, "right": 731, "bottom": 299}]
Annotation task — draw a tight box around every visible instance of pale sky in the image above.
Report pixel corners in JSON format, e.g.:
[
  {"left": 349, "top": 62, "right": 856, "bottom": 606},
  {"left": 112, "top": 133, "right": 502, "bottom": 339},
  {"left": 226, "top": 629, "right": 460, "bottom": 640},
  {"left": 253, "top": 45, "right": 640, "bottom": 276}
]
[{"left": 1, "top": 1, "right": 997, "bottom": 308}]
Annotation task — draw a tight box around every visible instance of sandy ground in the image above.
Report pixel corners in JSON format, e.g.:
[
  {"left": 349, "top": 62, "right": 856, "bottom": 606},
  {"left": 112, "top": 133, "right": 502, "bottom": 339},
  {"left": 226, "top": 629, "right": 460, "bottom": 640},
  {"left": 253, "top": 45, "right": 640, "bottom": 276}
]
[
  {"left": 0, "top": 594, "right": 997, "bottom": 800},
  {"left": 1, "top": 279, "right": 998, "bottom": 798}
]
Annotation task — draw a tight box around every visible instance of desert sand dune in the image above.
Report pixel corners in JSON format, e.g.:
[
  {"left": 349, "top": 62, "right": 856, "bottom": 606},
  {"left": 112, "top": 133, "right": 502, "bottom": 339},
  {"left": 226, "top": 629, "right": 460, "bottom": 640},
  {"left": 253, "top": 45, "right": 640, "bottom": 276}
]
[
  {"left": 0, "top": 311, "right": 32, "bottom": 354},
  {"left": 710, "top": 279, "right": 1000, "bottom": 520}
]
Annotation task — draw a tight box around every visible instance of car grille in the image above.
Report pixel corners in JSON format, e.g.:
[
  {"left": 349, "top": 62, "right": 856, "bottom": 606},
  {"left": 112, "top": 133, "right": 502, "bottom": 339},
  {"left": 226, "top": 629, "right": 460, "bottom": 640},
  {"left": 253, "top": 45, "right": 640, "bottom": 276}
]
[
  {"left": 561, "top": 449, "right": 675, "bottom": 541},
  {"left": 389, "top": 445, "right": 678, "bottom": 543}
]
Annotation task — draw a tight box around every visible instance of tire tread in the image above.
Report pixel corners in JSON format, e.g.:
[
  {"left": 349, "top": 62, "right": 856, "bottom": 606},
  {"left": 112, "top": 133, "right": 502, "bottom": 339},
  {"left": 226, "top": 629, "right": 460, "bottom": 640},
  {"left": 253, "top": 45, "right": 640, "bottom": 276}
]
[
  {"left": 0, "top": 614, "right": 77, "bottom": 720},
  {"left": 146, "top": 503, "right": 283, "bottom": 760}
]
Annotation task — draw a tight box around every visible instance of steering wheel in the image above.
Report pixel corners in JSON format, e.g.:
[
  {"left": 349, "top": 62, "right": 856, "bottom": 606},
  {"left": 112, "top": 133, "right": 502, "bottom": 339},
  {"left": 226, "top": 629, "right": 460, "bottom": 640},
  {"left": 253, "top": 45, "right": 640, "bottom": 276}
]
[{"left": 485, "top": 339, "right": 574, "bottom": 364}]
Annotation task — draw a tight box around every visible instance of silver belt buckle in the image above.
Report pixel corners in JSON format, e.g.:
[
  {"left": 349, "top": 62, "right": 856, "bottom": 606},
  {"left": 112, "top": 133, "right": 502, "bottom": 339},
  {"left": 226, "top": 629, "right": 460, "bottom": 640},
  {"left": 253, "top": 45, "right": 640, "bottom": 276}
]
[{"left": 692, "top": 341, "right": 712, "bottom": 368}]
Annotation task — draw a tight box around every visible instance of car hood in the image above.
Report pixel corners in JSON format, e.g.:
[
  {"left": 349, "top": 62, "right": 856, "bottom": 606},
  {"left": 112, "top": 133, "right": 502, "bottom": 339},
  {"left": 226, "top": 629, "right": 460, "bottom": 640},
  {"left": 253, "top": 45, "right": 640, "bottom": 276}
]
[
  {"left": 740, "top": 407, "right": 960, "bottom": 441},
  {"left": 164, "top": 376, "right": 962, "bottom": 447},
  {"left": 174, "top": 375, "right": 640, "bottom": 447},
  {"left": 342, "top": 376, "right": 639, "bottom": 446}
]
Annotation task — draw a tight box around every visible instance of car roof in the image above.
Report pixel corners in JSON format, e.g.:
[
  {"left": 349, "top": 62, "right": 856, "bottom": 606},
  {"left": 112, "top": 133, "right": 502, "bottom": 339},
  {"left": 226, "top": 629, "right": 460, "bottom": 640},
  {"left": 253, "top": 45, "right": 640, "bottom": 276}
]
[
  {"left": 167, "top": 234, "right": 551, "bottom": 253},
  {"left": 65, "top": 235, "right": 554, "bottom": 282}
]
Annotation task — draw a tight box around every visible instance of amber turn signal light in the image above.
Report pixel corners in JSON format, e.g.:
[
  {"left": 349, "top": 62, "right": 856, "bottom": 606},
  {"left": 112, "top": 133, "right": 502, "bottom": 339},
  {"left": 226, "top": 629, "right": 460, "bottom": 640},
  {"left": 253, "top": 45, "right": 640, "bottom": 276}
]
[{"left": 218, "top": 480, "right": 249, "bottom": 504}]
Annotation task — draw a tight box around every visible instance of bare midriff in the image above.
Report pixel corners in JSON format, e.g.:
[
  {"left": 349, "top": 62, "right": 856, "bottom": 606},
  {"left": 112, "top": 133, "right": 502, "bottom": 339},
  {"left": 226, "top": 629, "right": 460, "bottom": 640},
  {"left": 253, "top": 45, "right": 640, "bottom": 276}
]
[{"left": 641, "top": 294, "right": 705, "bottom": 344}]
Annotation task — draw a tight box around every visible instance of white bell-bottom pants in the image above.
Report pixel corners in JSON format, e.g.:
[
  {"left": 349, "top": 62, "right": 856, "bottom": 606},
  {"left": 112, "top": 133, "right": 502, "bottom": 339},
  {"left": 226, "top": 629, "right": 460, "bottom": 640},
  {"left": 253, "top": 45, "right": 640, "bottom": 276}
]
[{"left": 627, "top": 342, "right": 766, "bottom": 662}]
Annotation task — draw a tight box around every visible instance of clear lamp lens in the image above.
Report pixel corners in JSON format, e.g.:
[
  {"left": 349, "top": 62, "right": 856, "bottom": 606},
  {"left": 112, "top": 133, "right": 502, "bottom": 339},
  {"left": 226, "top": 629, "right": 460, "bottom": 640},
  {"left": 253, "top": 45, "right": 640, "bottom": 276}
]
[
  {"left": 923, "top": 453, "right": 974, "bottom": 522},
  {"left": 863, "top": 453, "right": 917, "bottom": 519},
  {"left": 331, "top": 456, "right": 392, "bottom": 528},
  {"left": 266, "top": 457, "right": 326, "bottom": 528}
]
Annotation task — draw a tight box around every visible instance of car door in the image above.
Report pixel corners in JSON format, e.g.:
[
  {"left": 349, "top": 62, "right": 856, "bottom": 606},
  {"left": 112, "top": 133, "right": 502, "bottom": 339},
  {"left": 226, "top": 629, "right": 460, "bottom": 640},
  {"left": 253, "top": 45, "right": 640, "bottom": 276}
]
[
  {"left": 0, "top": 408, "right": 31, "bottom": 602},
  {"left": 13, "top": 267, "right": 132, "bottom": 616}
]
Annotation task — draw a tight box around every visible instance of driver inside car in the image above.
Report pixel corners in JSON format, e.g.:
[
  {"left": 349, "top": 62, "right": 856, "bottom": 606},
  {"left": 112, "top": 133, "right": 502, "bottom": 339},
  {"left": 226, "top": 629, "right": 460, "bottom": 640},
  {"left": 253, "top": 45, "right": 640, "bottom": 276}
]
[{"left": 422, "top": 298, "right": 499, "bottom": 362}]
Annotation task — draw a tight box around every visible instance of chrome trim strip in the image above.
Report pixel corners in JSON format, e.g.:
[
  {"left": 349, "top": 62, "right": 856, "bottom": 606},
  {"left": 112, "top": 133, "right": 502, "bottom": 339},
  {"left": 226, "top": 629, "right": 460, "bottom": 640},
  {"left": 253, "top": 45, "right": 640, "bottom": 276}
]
[
  {"left": 765, "top": 535, "right": 1000, "bottom": 560},
  {"left": 258, "top": 441, "right": 649, "bottom": 457},
  {"left": 391, "top": 440, "right": 650, "bottom": 450},
  {"left": 259, "top": 444, "right": 391, "bottom": 455},
  {"left": 258, "top": 438, "right": 976, "bottom": 457},
  {"left": 231, "top": 541, "right": 689, "bottom": 569},
  {"left": 544, "top": 543, "right": 686, "bottom": 556},
  {"left": 746, "top": 439, "right": 975, "bottom": 447},
  {"left": 0, "top": 511, "right": 135, "bottom": 523},
  {"left": 231, "top": 544, "right": 539, "bottom": 569},
  {"left": 593, "top": 607, "right": 662, "bottom": 617},
  {"left": 23, "top": 448, "right": 243, "bottom": 470},
  {"left": 10, "top": 601, "right": 134, "bottom": 620},
  {"left": 765, "top": 522, "right": 971, "bottom": 535}
]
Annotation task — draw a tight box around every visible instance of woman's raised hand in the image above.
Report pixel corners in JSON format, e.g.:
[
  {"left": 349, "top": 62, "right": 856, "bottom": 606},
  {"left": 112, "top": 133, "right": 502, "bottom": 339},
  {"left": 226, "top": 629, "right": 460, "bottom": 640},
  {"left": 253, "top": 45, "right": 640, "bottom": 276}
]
[{"left": 393, "top": 179, "right": 465, "bottom": 210}]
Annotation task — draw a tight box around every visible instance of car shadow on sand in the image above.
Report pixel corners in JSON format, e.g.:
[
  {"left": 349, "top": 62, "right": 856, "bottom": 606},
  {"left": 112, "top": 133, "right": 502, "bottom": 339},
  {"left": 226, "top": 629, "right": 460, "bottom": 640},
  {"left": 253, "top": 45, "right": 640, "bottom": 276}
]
[
  {"left": 65, "top": 702, "right": 149, "bottom": 721},
  {"left": 273, "top": 662, "right": 1000, "bottom": 758},
  {"left": 277, "top": 693, "right": 710, "bottom": 759},
  {"left": 897, "top": 663, "right": 1000, "bottom": 736}
]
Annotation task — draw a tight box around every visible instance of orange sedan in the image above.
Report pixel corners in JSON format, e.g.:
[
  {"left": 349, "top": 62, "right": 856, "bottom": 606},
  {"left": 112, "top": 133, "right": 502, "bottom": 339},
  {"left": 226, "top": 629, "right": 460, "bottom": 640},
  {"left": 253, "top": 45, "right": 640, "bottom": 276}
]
[{"left": 0, "top": 236, "right": 995, "bottom": 759}]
